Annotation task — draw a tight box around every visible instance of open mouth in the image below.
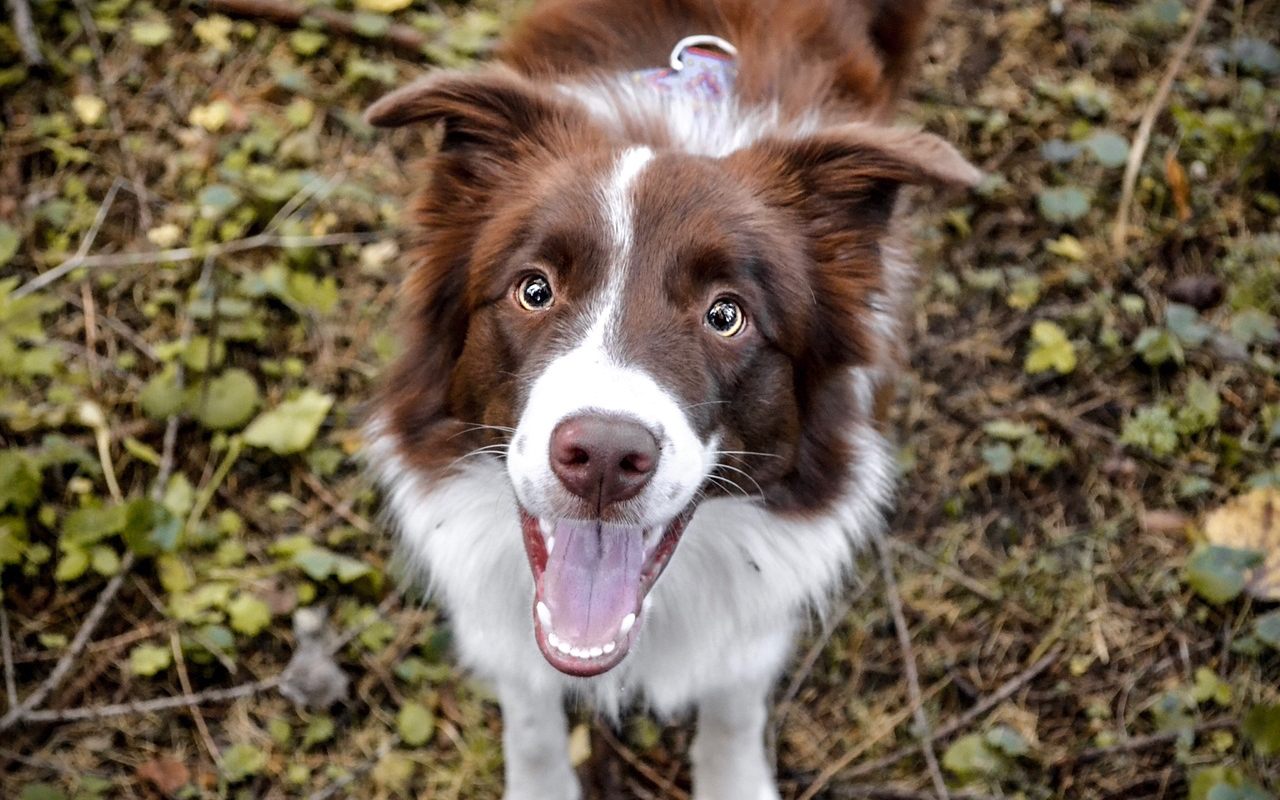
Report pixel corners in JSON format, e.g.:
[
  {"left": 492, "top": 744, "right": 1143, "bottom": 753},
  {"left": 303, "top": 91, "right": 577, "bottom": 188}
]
[{"left": 520, "top": 507, "right": 693, "bottom": 677}]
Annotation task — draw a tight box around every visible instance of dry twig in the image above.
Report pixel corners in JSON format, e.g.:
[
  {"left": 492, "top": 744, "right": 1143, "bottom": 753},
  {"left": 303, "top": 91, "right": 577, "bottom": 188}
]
[
  {"left": 171, "top": 631, "right": 222, "bottom": 764},
  {"left": 1, "top": 604, "right": 17, "bottom": 710},
  {"left": 598, "top": 722, "right": 690, "bottom": 800},
  {"left": 15, "top": 230, "right": 383, "bottom": 298},
  {"left": 5, "top": 0, "right": 44, "bottom": 65},
  {"left": 20, "top": 677, "right": 280, "bottom": 723},
  {"left": 873, "top": 536, "right": 950, "bottom": 800},
  {"left": 1111, "top": 0, "right": 1215, "bottom": 254}
]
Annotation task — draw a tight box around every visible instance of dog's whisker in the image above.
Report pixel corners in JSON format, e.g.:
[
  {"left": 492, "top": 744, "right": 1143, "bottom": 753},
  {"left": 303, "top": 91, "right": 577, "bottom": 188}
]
[{"left": 714, "top": 462, "right": 765, "bottom": 497}]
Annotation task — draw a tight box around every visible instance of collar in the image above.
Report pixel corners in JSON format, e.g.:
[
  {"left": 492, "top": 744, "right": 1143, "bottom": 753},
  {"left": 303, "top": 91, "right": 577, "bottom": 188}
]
[{"left": 628, "top": 35, "right": 738, "bottom": 103}]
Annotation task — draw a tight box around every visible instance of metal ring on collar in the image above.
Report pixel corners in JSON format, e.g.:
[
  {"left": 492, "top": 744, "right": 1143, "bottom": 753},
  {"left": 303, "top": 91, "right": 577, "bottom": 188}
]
[{"left": 669, "top": 35, "right": 738, "bottom": 71}]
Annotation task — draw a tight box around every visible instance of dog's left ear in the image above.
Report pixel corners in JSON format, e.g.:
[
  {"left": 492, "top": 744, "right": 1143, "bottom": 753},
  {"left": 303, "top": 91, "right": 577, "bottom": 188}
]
[
  {"left": 365, "top": 66, "right": 588, "bottom": 163},
  {"left": 728, "top": 124, "right": 981, "bottom": 368}
]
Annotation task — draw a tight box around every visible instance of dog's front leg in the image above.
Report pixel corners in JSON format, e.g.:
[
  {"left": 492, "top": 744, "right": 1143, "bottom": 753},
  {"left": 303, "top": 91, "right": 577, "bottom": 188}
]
[
  {"left": 690, "top": 679, "right": 782, "bottom": 800},
  {"left": 498, "top": 679, "right": 581, "bottom": 800}
]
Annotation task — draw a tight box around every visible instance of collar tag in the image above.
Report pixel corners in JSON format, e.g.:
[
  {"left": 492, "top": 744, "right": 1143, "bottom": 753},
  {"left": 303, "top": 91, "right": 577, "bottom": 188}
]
[{"left": 630, "top": 35, "right": 737, "bottom": 103}]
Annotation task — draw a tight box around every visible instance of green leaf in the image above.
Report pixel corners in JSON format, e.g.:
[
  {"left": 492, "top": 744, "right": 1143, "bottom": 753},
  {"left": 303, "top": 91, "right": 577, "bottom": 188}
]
[
  {"left": 1184, "top": 545, "right": 1265, "bottom": 604},
  {"left": 1132, "top": 327, "right": 1184, "bottom": 366},
  {"left": 1082, "top": 130, "right": 1130, "bottom": 167},
  {"left": 985, "top": 724, "right": 1030, "bottom": 757},
  {"left": 0, "top": 517, "right": 30, "bottom": 566},
  {"left": 62, "top": 504, "right": 128, "bottom": 547},
  {"left": 243, "top": 389, "right": 333, "bottom": 454},
  {"left": 1243, "top": 704, "right": 1280, "bottom": 757},
  {"left": 130, "top": 19, "right": 172, "bottom": 46},
  {"left": 302, "top": 715, "right": 335, "bottom": 748},
  {"left": 140, "top": 364, "right": 184, "bottom": 420},
  {"left": 221, "top": 742, "right": 268, "bottom": 783},
  {"left": 1121, "top": 406, "right": 1179, "bottom": 457},
  {"left": 1024, "top": 320, "right": 1077, "bottom": 375},
  {"left": 90, "top": 545, "right": 121, "bottom": 576},
  {"left": 1255, "top": 609, "right": 1280, "bottom": 649},
  {"left": 289, "top": 30, "right": 329, "bottom": 56},
  {"left": 227, "top": 593, "right": 271, "bottom": 636},
  {"left": 396, "top": 701, "right": 435, "bottom": 746},
  {"left": 1016, "top": 433, "right": 1065, "bottom": 470},
  {"left": 121, "top": 498, "right": 182, "bottom": 556},
  {"left": 1036, "top": 186, "right": 1091, "bottom": 224},
  {"left": 942, "top": 733, "right": 1008, "bottom": 780},
  {"left": 0, "top": 451, "right": 41, "bottom": 511},
  {"left": 19, "top": 783, "right": 66, "bottom": 800},
  {"left": 0, "top": 222, "right": 18, "bottom": 267},
  {"left": 982, "top": 442, "right": 1015, "bottom": 475},
  {"left": 54, "top": 546, "right": 89, "bottom": 582},
  {"left": 130, "top": 643, "right": 172, "bottom": 677},
  {"left": 1190, "top": 666, "right": 1232, "bottom": 706},
  {"left": 189, "top": 368, "right": 260, "bottom": 430},
  {"left": 1176, "top": 378, "right": 1221, "bottom": 435},
  {"left": 1166, "top": 303, "right": 1214, "bottom": 346}
]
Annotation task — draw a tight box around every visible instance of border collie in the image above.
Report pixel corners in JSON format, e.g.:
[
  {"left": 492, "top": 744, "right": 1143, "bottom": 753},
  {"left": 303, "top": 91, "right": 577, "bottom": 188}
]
[{"left": 365, "top": 1, "right": 979, "bottom": 797}]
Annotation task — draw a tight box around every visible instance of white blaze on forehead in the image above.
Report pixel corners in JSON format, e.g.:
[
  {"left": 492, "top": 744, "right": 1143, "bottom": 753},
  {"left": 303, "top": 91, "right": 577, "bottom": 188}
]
[
  {"left": 507, "top": 146, "right": 715, "bottom": 528},
  {"left": 582, "top": 146, "right": 654, "bottom": 354}
]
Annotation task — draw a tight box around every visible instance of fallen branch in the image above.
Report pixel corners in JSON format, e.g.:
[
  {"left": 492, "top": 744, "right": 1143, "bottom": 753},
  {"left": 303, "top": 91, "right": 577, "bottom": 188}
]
[
  {"left": 209, "top": 0, "right": 430, "bottom": 58},
  {"left": 15, "top": 231, "right": 384, "bottom": 298},
  {"left": 873, "top": 536, "right": 950, "bottom": 800},
  {"left": 21, "top": 677, "right": 280, "bottom": 723},
  {"left": 0, "top": 553, "right": 136, "bottom": 731},
  {"left": 5, "top": 0, "right": 45, "bottom": 66},
  {"left": 597, "top": 722, "right": 690, "bottom": 800},
  {"left": 1111, "top": 0, "right": 1215, "bottom": 255}
]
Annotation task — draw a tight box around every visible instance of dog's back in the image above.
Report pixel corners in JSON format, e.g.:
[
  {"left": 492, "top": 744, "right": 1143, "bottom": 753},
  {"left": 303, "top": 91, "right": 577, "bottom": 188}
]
[{"left": 497, "top": 0, "right": 934, "bottom": 116}]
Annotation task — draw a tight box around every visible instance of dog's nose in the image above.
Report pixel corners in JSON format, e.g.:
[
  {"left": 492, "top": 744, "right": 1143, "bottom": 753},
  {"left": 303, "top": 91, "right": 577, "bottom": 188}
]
[{"left": 550, "top": 414, "right": 660, "bottom": 509}]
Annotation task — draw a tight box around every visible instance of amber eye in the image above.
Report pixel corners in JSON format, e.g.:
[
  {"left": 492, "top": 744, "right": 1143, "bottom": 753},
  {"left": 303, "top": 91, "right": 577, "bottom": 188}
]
[
  {"left": 705, "top": 298, "right": 744, "bottom": 337},
  {"left": 517, "top": 274, "right": 554, "bottom": 310}
]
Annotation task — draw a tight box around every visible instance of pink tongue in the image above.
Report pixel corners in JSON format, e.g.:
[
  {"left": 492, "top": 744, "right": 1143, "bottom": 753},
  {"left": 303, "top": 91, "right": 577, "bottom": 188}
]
[{"left": 541, "top": 520, "right": 645, "bottom": 647}]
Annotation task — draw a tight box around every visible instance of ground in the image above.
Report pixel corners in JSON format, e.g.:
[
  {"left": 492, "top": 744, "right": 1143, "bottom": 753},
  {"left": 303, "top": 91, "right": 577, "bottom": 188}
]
[{"left": 1, "top": 0, "right": 1278, "bottom": 798}]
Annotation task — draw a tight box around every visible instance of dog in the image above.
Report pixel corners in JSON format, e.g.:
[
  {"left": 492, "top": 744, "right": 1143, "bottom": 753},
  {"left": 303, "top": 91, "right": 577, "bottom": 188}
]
[{"left": 364, "top": 1, "right": 979, "bottom": 797}]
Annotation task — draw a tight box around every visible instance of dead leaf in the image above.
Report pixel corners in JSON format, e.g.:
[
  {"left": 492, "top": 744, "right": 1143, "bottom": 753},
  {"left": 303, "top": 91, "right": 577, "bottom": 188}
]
[
  {"left": 1165, "top": 150, "right": 1192, "bottom": 223},
  {"left": 136, "top": 757, "right": 190, "bottom": 795},
  {"left": 1203, "top": 488, "right": 1280, "bottom": 600}
]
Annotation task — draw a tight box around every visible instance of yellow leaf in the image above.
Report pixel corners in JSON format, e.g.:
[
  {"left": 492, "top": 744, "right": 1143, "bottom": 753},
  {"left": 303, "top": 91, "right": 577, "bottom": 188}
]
[
  {"left": 189, "top": 101, "right": 232, "bottom": 132},
  {"left": 354, "top": 0, "right": 413, "bottom": 12},
  {"left": 71, "top": 94, "right": 106, "bottom": 126},
  {"left": 1045, "top": 234, "right": 1087, "bottom": 261},
  {"left": 1203, "top": 488, "right": 1280, "bottom": 600}
]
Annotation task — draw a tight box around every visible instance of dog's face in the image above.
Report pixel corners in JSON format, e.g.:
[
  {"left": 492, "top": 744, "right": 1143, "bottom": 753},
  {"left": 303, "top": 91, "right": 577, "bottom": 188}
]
[{"left": 368, "top": 67, "right": 978, "bottom": 676}]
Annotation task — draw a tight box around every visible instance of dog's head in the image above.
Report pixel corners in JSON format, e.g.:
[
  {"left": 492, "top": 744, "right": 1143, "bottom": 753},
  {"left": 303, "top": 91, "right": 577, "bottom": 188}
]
[{"left": 368, "top": 67, "right": 978, "bottom": 676}]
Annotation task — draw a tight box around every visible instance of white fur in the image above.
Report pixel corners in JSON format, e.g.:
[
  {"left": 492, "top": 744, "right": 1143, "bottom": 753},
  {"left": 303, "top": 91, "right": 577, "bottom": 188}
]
[{"left": 558, "top": 78, "right": 821, "bottom": 158}]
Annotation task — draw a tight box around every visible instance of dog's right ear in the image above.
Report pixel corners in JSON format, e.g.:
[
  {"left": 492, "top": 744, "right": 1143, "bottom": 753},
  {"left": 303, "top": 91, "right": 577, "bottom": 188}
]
[{"left": 365, "top": 66, "right": 587, "bottom": 161}]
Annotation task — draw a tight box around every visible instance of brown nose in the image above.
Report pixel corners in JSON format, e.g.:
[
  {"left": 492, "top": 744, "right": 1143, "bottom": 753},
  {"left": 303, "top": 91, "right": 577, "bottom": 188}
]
[{"left": 550, "top": 414, "right": 660, "bottom": 509}]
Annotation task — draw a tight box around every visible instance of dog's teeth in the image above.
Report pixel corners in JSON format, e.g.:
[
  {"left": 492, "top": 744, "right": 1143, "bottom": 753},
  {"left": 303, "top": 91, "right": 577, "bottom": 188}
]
[
  {"left": 588, "top": 646, "right": 603, "bottom": 658},
  {"left": 556, "top": 639, "right": 571, "bottom": 655},
  {"left": 540, "top": 518, "right": 554, "bottom": 537},
  {"left": 547, "top": 632, "right": 561, "bottom": 649},
  {"left": 603, "top": 641, "right": 616, "bottom": 655},
  {"left": 572, "top": 647, "right": 589, "bottom": 659},
  {"left": 536, "top": 602, "right": 551, "bottom": 628},
  {"left": 619, "top": 613, "right": 636, "bottom": 636},
  {"left": 642, "top": 595, "right": 653, "bottom": 614},
  {"left": 546, "top": 536, "right": 555, "bottom": 555}
]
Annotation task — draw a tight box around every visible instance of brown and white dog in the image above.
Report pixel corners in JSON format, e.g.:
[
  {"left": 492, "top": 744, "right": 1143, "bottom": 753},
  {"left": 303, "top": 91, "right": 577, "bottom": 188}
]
[{"left": 365, "top": 1, "right": 978, "bottom": 797}]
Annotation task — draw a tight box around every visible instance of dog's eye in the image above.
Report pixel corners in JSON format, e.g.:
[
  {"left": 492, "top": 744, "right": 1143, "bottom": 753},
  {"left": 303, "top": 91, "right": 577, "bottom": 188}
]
[
  {"left": 517, "top": 274, "right": 554, "bottom": 311},
  {"left": 705, "top": 298, "right": 744, "bottom": 337}
]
